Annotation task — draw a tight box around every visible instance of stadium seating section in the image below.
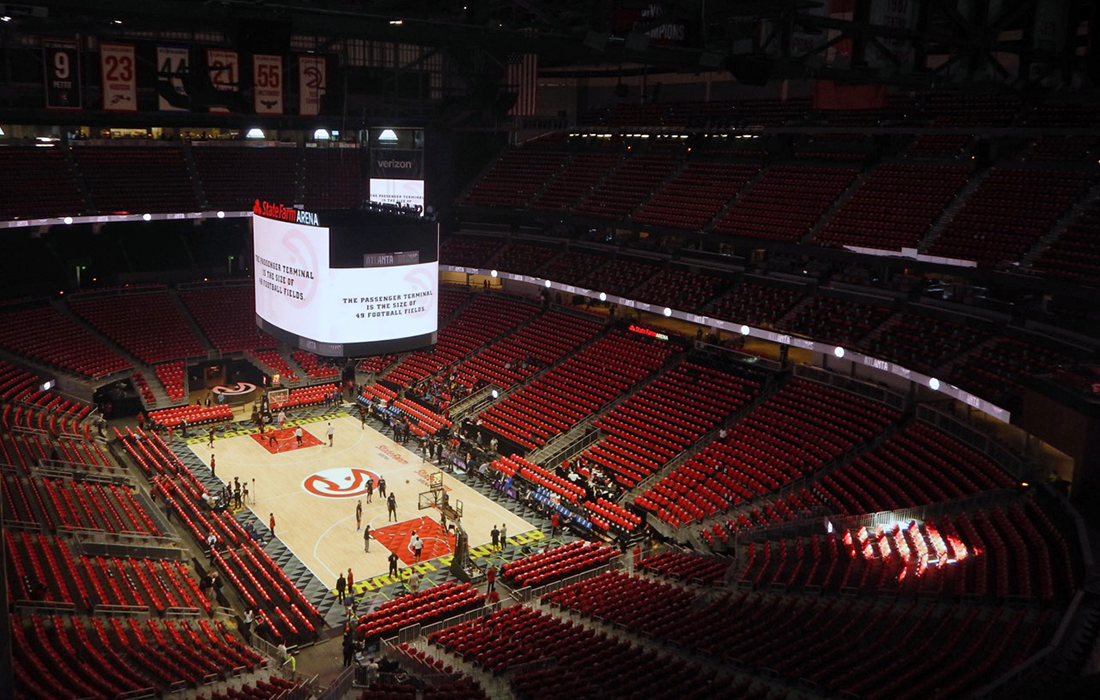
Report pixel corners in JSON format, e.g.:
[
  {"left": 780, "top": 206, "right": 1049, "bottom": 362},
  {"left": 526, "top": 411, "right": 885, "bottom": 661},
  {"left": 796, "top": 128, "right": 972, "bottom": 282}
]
[
  {"left": 179, "top": 284, "right": 277, "bottom": 353},
  {"left": 478, "top": 329, "right": 676, "bottom": 450},
  {"left": 6, "top": 92, "right": 1100, "bottom": 700},
  {"left": 70, "top": 290, "right": 205, "bottom": 364},
  {"left": 0, "top": 147, "right": 84, "bottom": 219},
  {"left": 191, "top": 145, "right": 298, "bottom": 210},
  {"left": 302, "top": 147, "right": 363, "bottom": 209},
  {"left": 73, "top": 145, "right": 199, "bottom": 213},
  {"left": 0, "top": 306, "right": 132, "bottom": 378}
]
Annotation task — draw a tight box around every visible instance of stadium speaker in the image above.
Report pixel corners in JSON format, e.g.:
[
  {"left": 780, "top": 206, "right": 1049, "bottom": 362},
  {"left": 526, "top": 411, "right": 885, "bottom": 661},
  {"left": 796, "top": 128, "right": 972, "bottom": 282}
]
[
  {"left": 729, "top": 55, "right": 773, "bottom": 86},
  {"left": 235, "top": 18, "right": 293, "bottom": 56}
]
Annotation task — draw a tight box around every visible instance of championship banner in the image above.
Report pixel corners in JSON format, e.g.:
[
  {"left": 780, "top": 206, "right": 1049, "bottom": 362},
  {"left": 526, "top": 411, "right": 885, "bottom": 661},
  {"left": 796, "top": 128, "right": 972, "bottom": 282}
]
[
  {"left": 253, "top": 54, "right": 283, "bottom": 115},
  {"left": 156, "top": 46, "right": 190, "bottom": 111},
  {"left": 100, "top": 42, "right": 136, "bottom": 112},
  {"left": 43, "top": 38, "right": 81, "bottom": 110},
  {"left": 206, "top": 48, "right": 239, "bottom": 113},
  {"left": 298, "top": 54, "right": 326, "bottom": 116}
]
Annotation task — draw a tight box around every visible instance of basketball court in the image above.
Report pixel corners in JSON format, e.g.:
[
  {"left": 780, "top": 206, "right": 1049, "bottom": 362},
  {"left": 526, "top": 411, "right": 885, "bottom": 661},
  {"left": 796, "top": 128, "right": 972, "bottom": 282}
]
[{"left": 186, "top": 411, "right": 536, "bottom": 593}]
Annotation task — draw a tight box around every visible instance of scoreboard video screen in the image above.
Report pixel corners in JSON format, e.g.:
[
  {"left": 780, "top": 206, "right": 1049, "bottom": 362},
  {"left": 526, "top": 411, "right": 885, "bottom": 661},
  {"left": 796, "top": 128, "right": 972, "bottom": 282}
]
[{"left": 252, "top": 201, "right": 438, "bottom": 357}]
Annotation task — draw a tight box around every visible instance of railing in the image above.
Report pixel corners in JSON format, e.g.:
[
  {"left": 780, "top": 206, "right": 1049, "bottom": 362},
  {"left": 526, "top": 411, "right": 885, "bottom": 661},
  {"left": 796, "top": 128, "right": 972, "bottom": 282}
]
[
  {"left": 536, "top": 427, "right": 601, "bottom": 469},
  {"left": 249, "top": 633, "right": 283, "bottom": 663},
  {"left": 449, "top": 384, "right": 501, "bottom": 420},
  {"left": 35, "top": 457, "right": 124, "bottom": 472},
  {"left": 311, "top": 667, "right": 351, "bottom": 700},
  {"left": 390, "top": 601, "right": 504, "bottom": 644},
  {"left": 734, "top": 488, "right": 1017, "bottom": 546},
  {"left": 916, "top": 404, "right": 1029, "bottom": 478},
  {"left": 14, "top": 599, "right": 76, "bottom": 614},
  {"left": 72, "top": 529, "right": 184, "bottom": 558},
  {"left": 164, "top": 606, "right": 202, "bottom": 617},
  {"left": 528, "top": 560, "right": 619, "bottom": 600},
  {"left": 95, "top": 603, "right": 151, "bottom": 616},
  {"left": 692, "top": 339, "right": 783, "bottom": 372},
  {"left": 795, "top": 363, "right": 908, "bottom": 411}
]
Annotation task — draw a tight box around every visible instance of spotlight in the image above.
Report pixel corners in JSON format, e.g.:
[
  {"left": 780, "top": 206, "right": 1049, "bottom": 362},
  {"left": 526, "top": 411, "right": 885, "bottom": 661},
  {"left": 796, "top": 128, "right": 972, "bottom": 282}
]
[
  {"left": 142, "top": 213, "right": 152, "bottom": 221},
  {"left": 544, "top": 280, "right": 551, "bottom": 288},
  {"left": 216, "top": 211, "right": 225, "bottom": 219},
  {"left": 740, "top": 325, "right": 750, "bottom": 336},
  {"left": 599, "top": 292, "right": 607, "bottom": 302},
  {"left": 490, "top": 270, "right": 498, "bottom": 278},
  {"left": 246, "top": 127, "right": 265, "bottom": 139},
  {"left": 63, "top": 216, "right": 73, "bottom": 225},
  {"left": 312, "top": 128, "right": 330, "bottom": 140},
  {"left": 663, "top": 307, "right": 672, "bottom": 317},
  {"left": 929, "top": 378, "right": 940, "bottom": 391},
  {"left": 833, "top": 346, "right": 845, "bottom": 359}
]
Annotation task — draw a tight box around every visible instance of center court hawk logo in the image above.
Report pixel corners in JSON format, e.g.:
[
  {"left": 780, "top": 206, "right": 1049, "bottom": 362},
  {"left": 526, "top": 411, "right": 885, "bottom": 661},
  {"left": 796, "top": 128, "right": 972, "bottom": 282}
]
[{"left": 302, "top": 467, "right": 379, "bottom": 498}]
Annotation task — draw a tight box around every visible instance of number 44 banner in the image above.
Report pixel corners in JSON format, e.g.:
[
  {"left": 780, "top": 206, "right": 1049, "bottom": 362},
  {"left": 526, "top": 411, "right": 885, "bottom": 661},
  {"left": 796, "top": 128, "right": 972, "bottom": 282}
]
[
  {"left": 43, "top": 38, "right": 81, "bottom": 110},
  {"left": 157, "top": 46, "right": 190, "bottom": 111}
]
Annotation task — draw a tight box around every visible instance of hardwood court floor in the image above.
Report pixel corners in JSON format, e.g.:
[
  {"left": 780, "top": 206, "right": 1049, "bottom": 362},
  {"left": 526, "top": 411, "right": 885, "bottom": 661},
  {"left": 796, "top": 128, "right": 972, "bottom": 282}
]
[{"left": 187, "top": 413, "right": 535, "bottom": 591}]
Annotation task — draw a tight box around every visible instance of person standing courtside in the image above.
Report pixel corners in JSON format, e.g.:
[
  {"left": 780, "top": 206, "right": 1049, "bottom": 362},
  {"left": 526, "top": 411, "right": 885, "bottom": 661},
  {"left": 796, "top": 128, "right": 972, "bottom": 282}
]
[
  {"left": 366, "top": 477, "right": 373, "bottom": 503},
  {"left": 363, "top": 524, "right": 371, "bottom": 553},
  {"left": 388, "top": 551, "right": 399, "bottom": 578},
  {"left": 335, "top": 573, "right": 346, "bottom": 603},
  {"left": 295, "top": 426, "right": 304, "bottom": 446},
  {"left": 327, "top": 422, "right": 334, "bottom": 447},
  {"left": 387, "top": 493, "right": 397, "bottom": 521},
  {"left": 378, "top": 477, "right": 387, "bottom": 499},
  {"left": 355, "top": 500, "right": 363, "bottom": 530}
]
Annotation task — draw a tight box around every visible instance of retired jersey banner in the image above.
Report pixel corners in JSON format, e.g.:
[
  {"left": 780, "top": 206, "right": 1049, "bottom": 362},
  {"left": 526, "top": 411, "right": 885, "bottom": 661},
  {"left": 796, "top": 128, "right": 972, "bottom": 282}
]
[
  {"left": 43, "top": 38, "right": 81, "bottom": 110},
  {"left": 253, "top": 54, "right": 283, "bottom": 115},
  {"left": 100, "top": 42, "right": 137, "bottom": 112},
  {"left": 298, "top": 55, "right": 326, "bottom": 116},
  {"left": 157, "top": 46, "right": 190, "bottom": 111},
  {"left": 206, "top": 48, "right": 239, "bottom": 113}
]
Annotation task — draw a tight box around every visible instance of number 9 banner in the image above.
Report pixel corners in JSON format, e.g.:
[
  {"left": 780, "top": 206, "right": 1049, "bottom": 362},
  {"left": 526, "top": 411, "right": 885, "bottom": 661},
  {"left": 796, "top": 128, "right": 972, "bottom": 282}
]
[
  {"left": 43, "top": 38, "right": 81, "bottom": 110},
  {"left": 100, "top": 42, "right": 137, "bottom": 112}
]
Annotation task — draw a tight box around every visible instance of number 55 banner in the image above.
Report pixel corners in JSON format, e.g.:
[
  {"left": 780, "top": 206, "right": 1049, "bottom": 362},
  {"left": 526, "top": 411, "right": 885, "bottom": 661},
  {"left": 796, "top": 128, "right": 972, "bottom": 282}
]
[
  {"left": 101, "top": 42, "right": 136, "bottom": 112},
  {"left": 253, "top": 54, "right": 283, "bottom": 115}
]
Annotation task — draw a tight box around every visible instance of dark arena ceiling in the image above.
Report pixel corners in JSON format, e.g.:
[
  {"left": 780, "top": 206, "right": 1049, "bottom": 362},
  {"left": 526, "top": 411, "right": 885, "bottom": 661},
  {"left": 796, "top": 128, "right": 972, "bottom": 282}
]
[{"left": 11, "top": 0, "right": 1100, "bottom": 88}]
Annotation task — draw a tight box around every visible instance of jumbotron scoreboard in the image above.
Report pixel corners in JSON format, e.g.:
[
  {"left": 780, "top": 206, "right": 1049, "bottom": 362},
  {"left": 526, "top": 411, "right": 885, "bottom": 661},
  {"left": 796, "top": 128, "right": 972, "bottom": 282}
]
[{"left": 252, "top": 200, "right": 439, "bottom": 357}]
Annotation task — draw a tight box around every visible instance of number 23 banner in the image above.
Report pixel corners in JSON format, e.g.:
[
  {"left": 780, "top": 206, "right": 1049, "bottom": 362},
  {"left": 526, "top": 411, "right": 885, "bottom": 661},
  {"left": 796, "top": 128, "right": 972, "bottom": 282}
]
[
  {"left": 100, "top": 42, "right": 136, "bottom": 112},
  {"left": 253, "top": 54, "right": 283, "bottom": 115}
]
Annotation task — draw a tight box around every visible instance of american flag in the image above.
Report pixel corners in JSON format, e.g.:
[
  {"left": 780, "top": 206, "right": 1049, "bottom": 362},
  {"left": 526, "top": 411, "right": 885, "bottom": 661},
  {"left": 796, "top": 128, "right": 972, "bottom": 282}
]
[{"left": 505, "top": 51, "right": 538, "bottom": 116}]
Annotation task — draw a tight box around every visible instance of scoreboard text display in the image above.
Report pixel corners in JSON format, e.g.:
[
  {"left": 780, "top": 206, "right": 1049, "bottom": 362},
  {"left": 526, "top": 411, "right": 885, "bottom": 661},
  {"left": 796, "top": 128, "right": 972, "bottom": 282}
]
[{"left": 252, "top": 202, "right": 438, "bottom": 357}]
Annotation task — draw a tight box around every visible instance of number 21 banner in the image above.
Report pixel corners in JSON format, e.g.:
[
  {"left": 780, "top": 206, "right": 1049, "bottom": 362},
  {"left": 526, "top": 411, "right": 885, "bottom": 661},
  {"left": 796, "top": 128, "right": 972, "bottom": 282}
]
[
  {"left": 43, "top": 38, "right": 81, "bottom": 110},
  {"left": 206, "top": 48, "right": 239, "bottom": 113},
  {"left": 253, "top": 54, "right": 283, "bottom": 115},
  {"left": 100, "top": 42, "right": 136, "bottom": 112}
]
